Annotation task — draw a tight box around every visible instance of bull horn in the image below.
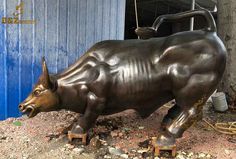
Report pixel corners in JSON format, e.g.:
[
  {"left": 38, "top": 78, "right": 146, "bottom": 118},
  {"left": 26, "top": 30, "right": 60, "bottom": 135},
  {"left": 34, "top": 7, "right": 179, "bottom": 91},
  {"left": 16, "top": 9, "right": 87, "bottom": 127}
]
[{"left": 41, "top": 57, "right": 52, "bottom": 88}]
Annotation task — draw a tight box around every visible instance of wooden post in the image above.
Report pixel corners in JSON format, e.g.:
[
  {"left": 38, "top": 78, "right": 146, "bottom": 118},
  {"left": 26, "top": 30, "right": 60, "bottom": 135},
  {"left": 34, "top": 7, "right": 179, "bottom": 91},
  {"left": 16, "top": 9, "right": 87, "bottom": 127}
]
[{"left": 218, "top": 0, "right": 236, "bottom": 108}]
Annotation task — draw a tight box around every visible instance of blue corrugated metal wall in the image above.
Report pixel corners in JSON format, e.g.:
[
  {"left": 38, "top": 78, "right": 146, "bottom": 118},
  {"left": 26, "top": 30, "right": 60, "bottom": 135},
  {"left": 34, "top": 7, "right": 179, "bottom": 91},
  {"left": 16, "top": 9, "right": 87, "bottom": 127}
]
[{"left": 0, "top": 0, "right": 126, "bottom": 120}]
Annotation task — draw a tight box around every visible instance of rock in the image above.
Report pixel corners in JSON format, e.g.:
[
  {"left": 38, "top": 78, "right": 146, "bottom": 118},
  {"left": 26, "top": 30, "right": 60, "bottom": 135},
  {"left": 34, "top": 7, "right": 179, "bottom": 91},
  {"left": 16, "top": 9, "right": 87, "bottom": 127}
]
[
  {"left": 182, "top": 151, "right": 186, "bottom": 155},
  {"left": 123, "top": 127, "right": 131, "bottom": 132},
  {"left": 104, "top": 155, "right": 112, "bottom": 159},
  {"left": 137, "top": 134, "right": 143, "bottom": 138},
  {"left": 90, "top": 137, "right": 102, "bottom": 149},
  {"left": 0, "top": 135, "right": 7, "bottom": 140},
  {"left": 224, "top": 149, "right": 230, "bottom": 155},
  {"left": 108, "top": 147, "right": 123, "bottom": 156},
  {"left": 187, "top": 152, "right": 193, "bottom": 157},
  {"left": 120, "top": 154, "right": 129, "bottom": 159},
  {"left": 61, "top": 148, "right": 66, "bottom": 151},
  {"left": 131, "top": 149, "right": 137, "bottom": 153},
  {"left": 137, "top": 149, "right": 148, "bottom": 154},
  {"left": 206, "top": 154, "right": 211, "bottom": 158},
  {"left": 82, "top": 153, "right": 91, "bottom": 158},
  {"left": 73, "top": 147, "right": 84, "bottom": 154},
  {"left": 138, "top": 139, "right": 150, "bottom": 148},
  {"left": 176, "top": 154, "right": 185, "bottom": 159},
  {"left": 141, "top": 152, "right": 150, "bottom": 158},
  {"left": 118, "top": 132, "right": 123, "bottom": 137},
  {"left": 198, "top": 153, "right": 206, "bottom": 158},
  {"left": 110, "top": 131, "right": 118, "bottom": 138},
  {"left": 22, "top": 154, "right": 29, "bottom": 159},
  {"left": 9, "top": 154, "right": 15, "bottom": 159},
  {"left": 138, "top": 126, "right": 144, "bottom": 130},
  {"left": 44, "top": 136, "right": 52, "bottom": 142},
  {"left": 65, "top": 144, "right": 74, "bottom": 149},
  {"left": 98, "top": 131, "right": 110, "bottom": 140}
]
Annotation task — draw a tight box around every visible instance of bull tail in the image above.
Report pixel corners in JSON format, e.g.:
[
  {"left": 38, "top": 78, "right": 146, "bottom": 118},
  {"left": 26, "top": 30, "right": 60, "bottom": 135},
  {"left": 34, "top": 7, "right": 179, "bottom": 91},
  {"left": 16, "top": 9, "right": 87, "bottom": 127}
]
[{"left": 152, "top": 9, "right": 216, "bottom": 32}]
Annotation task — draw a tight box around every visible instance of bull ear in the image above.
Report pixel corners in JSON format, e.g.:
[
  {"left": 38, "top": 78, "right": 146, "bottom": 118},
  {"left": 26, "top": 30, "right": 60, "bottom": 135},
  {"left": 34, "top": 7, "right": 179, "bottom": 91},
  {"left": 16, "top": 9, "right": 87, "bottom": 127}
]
[{"left": 41, "top": 57, "right": 53, "bottom": 89}]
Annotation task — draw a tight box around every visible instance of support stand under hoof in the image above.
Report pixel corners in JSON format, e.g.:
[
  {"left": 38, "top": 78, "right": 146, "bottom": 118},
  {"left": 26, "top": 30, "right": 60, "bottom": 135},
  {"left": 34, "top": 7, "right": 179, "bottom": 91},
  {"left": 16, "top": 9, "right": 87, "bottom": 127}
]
[
  {"left": 68, "top": 131, "right": 87, "bottom": 145},
  {"left": 152, "top": 137, "right": 177, "bottom": 157}
]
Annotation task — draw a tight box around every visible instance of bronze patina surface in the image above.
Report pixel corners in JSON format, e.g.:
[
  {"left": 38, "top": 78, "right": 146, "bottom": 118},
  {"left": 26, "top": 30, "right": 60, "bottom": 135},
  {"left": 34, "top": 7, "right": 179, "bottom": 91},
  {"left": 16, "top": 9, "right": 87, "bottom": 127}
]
[{"left": 19, "top": 10, "right": 226, "bottom": 146}]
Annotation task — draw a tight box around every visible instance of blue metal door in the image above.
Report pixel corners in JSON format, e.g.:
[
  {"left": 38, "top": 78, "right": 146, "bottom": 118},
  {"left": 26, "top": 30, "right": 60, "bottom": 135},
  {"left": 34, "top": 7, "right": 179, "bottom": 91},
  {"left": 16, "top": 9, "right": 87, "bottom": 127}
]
[{"left": 0, "top": 0, "right": 126, "bottom": 120}]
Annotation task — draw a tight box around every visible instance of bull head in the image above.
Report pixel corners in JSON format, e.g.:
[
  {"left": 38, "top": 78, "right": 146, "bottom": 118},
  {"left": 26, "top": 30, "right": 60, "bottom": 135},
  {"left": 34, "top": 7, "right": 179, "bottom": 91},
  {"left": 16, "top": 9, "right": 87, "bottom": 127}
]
[{"left": 19, "top": 57, "right": 59, "bottom": 117}]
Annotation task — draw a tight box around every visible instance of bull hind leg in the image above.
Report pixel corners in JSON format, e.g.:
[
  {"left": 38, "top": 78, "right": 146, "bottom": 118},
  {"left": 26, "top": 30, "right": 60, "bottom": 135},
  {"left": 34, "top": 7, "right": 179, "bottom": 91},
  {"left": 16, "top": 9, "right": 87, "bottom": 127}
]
[
  {"left": 157, "top": 73, "right": 218, "bottom": 146},
  {"left": 161, "top": 104, "right": 182, "bottom": 130},
  {"left": 157, "top": 103, "right": 205, "bottom": 146},
  {"left": 153, "top": 103, "right": 204, "bottom": 157}
]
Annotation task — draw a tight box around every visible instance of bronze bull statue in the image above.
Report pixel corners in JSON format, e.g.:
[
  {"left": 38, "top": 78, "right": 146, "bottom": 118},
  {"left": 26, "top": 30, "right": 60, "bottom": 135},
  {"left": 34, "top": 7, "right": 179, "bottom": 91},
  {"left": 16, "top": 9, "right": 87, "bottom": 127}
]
[{"left": 19, "top": 10, "right": 226, "bottom": 147}]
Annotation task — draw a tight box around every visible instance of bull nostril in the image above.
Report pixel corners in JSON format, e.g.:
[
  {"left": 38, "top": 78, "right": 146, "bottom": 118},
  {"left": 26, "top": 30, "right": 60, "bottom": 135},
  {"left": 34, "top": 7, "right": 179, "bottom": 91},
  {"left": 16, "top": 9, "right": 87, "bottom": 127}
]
[{"left": 19, "top": 104, "right": 24, "bottom": 110}]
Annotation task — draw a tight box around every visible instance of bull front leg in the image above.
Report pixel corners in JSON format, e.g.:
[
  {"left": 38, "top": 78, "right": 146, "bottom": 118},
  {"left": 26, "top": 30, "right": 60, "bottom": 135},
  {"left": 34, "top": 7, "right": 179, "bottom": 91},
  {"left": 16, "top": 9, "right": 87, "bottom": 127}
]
[{"left": 68, "top": 92, "right": 105, "bottom": 144}]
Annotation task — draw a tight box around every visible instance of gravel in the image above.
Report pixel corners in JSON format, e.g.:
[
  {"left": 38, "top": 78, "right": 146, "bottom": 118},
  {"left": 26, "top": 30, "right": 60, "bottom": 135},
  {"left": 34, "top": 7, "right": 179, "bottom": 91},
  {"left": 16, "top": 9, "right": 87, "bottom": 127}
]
[{"left": 0, "top": 103, "right": 235, "bottom": 159}]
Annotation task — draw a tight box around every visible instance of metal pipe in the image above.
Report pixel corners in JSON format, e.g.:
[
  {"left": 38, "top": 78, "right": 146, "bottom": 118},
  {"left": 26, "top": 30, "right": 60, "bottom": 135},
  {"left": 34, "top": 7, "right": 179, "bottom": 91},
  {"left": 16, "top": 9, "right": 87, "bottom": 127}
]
[
  {"left": 134, "top": 0, "right": 139, "bottom": 29},
  {"left": 190, "top": 0, "right": 195, "bottom": 31},
  {"left": 134, "top": 0, "right": 140, "bottom": 39}
]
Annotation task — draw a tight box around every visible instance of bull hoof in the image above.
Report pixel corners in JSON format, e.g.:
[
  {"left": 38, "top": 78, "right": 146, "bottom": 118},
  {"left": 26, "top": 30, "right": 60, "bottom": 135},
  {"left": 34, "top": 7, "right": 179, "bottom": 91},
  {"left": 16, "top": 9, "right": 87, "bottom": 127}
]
[
  {"left": 68, "top": 131, "right": 87, "bottom": 145},
  {"left": 156, "top": 133, "right": 176, "bottom": 146}
]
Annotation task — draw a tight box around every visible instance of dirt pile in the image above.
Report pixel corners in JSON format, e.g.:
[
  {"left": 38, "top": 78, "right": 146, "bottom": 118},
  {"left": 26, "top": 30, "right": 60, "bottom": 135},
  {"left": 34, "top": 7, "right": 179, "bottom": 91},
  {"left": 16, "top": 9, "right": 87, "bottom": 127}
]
[{"left": 0, "top": 103, "right": 235, "bottom": 159}]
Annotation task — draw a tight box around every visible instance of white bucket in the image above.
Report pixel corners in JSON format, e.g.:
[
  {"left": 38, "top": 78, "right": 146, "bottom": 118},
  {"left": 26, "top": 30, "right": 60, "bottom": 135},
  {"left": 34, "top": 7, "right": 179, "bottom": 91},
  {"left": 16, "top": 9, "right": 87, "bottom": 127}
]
[{"left": 211, "top": 92, "right": 228, "bottom": 112}]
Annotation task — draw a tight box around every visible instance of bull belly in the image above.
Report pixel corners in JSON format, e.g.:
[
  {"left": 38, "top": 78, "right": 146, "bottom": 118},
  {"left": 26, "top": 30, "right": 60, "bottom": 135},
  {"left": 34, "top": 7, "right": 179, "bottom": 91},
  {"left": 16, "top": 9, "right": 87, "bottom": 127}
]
[{"left": 103, "top": 91, "right": 173, "bottom": 116}]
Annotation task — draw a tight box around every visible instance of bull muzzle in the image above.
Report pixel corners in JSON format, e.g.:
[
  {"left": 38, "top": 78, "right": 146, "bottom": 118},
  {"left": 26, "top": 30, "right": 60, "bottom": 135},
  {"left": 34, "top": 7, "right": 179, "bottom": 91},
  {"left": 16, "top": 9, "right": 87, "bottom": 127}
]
[{"left": 19, "top": 104, "right": 37, "bottom": 118}]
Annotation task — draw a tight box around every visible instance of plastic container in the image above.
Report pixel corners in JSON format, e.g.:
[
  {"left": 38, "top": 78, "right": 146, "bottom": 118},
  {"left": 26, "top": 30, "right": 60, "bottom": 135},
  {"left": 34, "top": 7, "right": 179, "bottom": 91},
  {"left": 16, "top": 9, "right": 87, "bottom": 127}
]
[{"left": 211, "top": 92, "right": 228, "bottom": 112}]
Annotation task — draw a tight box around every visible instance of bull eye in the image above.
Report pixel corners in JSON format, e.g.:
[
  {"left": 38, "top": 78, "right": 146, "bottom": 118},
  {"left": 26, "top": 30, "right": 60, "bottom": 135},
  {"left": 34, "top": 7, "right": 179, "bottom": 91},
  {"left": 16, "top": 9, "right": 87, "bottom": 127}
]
[{"left": 33, "top": 90, "right": 41, "bottom": 96}]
